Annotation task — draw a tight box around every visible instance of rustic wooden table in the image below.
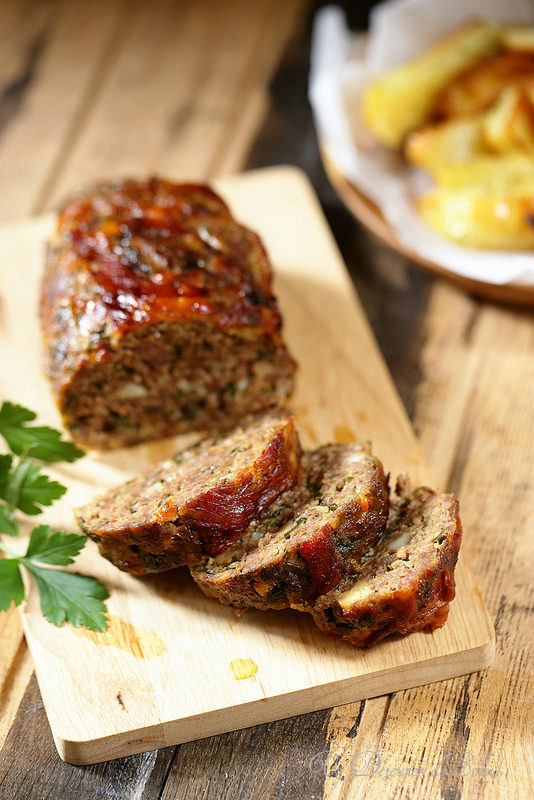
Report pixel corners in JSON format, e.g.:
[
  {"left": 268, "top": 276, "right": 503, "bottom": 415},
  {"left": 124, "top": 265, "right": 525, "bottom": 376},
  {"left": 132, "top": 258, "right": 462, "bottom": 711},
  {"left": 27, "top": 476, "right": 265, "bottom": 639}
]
[{"left": 0, "top": 1, "right": 532, "bottom": 798}]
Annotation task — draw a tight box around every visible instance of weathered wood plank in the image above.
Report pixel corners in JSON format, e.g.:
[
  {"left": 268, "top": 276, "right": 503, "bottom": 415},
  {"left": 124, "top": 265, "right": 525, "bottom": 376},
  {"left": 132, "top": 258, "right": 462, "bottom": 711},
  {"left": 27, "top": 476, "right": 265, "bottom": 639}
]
[
  {"left": 409, "top": 283, "right": 481, "bottom": 486},
  {"left": 0, "top": 0, "right": 52, "bottom": 88},
  {"left": 0, "top": 675, "right": 177, "bottom": 800},
  {"left": 0, "top": 0, "right": 130, "bottom": 221},
  {"left": 0, "top": 609, "right": 33, "bottom": 750},
  {"left": 161, "top": 711, "right": 329, "bottom": 800},
  {"left": 46, "top": 0, "right": 308, "bottom": 204}
]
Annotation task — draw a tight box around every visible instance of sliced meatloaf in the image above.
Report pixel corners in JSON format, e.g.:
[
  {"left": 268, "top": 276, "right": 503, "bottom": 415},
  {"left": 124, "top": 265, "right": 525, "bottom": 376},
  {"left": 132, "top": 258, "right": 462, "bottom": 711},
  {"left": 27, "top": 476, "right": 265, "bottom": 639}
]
[
  {"left": 191, "top": 443, "right": 389, "bottom": 610},
  {"left": 76, "top": 414, "right": 300, "bottom": 575},
  {"left": 41, "top": 177, "right": 296, "bottom": 449},
  {"left": 309, "top": 479, "right": 462, "bottom": 647}
]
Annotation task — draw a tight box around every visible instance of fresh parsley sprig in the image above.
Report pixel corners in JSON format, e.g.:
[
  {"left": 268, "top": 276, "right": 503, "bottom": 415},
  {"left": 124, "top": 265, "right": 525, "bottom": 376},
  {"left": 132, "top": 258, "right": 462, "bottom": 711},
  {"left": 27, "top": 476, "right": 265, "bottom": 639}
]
[
  {"left": 0, "top": 454, "right": 66, "bottom": 521},
  {"left": 0, "top": 526, "right": 108, "bottom": 630},
  {"left": 0, "top": 402, "right": 85, "bottom": 463},
  {"left": 0, "top": 402, "right": 109, "bottom": 631}
]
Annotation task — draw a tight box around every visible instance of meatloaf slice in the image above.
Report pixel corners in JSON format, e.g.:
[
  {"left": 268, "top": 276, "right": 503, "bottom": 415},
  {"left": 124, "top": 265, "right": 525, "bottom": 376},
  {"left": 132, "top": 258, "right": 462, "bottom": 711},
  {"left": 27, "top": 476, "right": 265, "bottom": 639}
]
[
  {"left": 41, "top": 177, "right": 296, "bottom": 449},
  {"left": 191, "top": 443, "right": 389, "bottom": 610},
  {"left": 76, "top": 414, "right": 300, "bottom": 575},
  {"left": 309, "top": 479, "right": 462, "bottom": 647}
]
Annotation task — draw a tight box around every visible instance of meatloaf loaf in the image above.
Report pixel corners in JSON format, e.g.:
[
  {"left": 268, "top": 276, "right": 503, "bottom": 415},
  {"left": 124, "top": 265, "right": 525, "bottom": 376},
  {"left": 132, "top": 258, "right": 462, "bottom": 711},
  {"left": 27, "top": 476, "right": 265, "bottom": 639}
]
[
  {"left": 76, "top": 414, "right": 300, "bottom": 574},
  {"left": 309, "top": 479, "right": 462, "bottom": 647},
  {"left": 40, "top": 177, "right": 296, "bottom": 449},
  {"left": 191, "top": 443, "right": 389, "bottom": 610}
]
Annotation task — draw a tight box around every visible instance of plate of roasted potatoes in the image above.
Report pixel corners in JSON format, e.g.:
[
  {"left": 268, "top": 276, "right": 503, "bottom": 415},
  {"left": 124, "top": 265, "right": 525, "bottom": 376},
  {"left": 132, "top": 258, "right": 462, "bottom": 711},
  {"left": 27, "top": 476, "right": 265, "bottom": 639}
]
[{"left": 313, "top": 12, "right": 534, "bottom": 305}]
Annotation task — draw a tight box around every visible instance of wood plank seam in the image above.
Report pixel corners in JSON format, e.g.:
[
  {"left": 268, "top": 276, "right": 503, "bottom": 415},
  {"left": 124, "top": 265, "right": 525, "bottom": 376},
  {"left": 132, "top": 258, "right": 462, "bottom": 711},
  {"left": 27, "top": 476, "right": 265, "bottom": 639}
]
[
  {"left": 155, "top": 747, "right": 178, "bottom": 800},
  {"left": 444, "top": 355, "right": 484, "bottom": 497},
  {"left": 0, "top": 30, "right": 46, "bottom": 140}
]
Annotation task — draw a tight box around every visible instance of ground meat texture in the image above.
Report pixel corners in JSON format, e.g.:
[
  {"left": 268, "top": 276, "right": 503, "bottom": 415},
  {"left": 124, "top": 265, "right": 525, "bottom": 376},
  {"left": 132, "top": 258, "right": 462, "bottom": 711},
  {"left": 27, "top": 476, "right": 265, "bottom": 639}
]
[
  {"left": 75, "top": 415, "right": 301, "bottom": 575},
  {"left": 309, "top": 480, "right": 462, "bottom": 647},
  {"left": 191, "top": 443, "right": 389, "bottom": 611},
  {"left": 41, "top": 177, "right": 296, "bottom": 449}
]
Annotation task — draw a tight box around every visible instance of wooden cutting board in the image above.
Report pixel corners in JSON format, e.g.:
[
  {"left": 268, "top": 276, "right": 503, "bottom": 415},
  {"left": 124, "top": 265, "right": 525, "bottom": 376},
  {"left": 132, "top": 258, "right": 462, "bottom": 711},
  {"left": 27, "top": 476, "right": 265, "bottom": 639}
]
[{"left": 0, "top": 166, "right": 494, "bottom": 765}]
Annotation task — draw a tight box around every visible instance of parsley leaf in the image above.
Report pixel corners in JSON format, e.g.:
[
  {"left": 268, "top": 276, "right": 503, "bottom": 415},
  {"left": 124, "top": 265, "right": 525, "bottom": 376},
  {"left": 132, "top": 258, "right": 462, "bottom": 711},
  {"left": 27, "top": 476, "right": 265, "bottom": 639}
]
[
  {"left": 0, "top": 399, "right": 108, "bottom": 631},
  {"left": 0, "top": 403, "right": 35, "bottom": 426},
  {"left": 25, "top": 525, "right": 86, "bottom": 565},
  {"left": 0, "top": 461, "right": 66, "bottom": 515},
  {"left": 0, "top": 559, "right": 24, "bottom": 612},
  {"left": 0, "top": 527, "right": 109, "bottom": 630},
  {"left": 24, "top": 563, "right": 109, "bottom": 631},
  {"left": 0, "top": 402, "right": 85, "bottom": 463},
  {"left": 0, "top": 504, "right": 18, "bottom": 536},
  {"left": 0, "top": 454, "right": 12, "bottom": 481}
]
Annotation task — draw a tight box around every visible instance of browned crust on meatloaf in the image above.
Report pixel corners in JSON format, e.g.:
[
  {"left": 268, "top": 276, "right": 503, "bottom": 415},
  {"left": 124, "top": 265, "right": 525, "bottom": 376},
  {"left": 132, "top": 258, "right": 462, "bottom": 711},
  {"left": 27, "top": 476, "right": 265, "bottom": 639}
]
[
  {"left": 191, "top": 443, "right": 389, "bottom": 610},
  {"left": 56, "top": 179, "right": 233, "bottom": 233},
  {"left": 76, "top": 415, "right": 301, "bottom": 574},
  {"left": 40, "top": 177, "right": 296, "bottom": 449},
  {"left": 309, "top": 478, "right": 462, "bottom": 647}
]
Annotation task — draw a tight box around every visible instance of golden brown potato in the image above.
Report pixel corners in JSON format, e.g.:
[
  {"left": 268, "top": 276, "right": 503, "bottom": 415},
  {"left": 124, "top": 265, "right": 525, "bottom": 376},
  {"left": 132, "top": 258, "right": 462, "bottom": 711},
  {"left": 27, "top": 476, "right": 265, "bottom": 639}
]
[
  {"left": 419, "top": 190, "right": 534, "bottom": 249},
  {"left": 501, "top": 25, "right": 534, "bottom": 52},
  {"left": 361, "top": 21, "right": 500, "bottom": 148},
  {"left": 360, "top": 18, "right": 534, "bottom": 251},
  {"left": 433, "top": 50, "right": 534, "bottom": 119},
  {"left": 404, "top": 115, "right": 488, "bottom": 172},
  {"left": 482, "top": 86, "right": 534, "bottom": 155},
  {"left": 418, "top": 156, "right": 534, "bottom": 249},
  {"left": 406, "top": 87, "right": 534, "bottom": 172},
  {"left": 431, "top": 154, "right": 534, "bottom": 189}
]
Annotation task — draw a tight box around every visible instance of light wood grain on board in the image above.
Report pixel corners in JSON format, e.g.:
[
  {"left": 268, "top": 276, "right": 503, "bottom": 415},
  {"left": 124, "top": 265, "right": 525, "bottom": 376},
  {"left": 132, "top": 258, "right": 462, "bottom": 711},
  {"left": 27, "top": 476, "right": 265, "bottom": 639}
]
[{"left": 0, "top": 167, "right": 493, "bottom": 764}]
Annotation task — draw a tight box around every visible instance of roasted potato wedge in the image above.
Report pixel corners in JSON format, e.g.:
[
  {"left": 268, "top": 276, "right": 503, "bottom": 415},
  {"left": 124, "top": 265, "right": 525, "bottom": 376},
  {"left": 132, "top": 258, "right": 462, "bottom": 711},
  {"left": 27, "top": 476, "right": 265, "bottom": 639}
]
[
  {"left": 405, "top": 115, "right": 488, "bottom": 172},
  {"left": 501, "top": 25, "right": 534, "bottom": 52},
  {"left": 419, "top": 190, "right": 534, "bottom": 249},
  {"left": 406, "top": 87, "right": 534, "bottom": 171},
  {"left": 418, "top": 156, "right": 534, "bottom": 249},
  {"left": 433, "top": 50, "right": 534, "bottom": 118},
  {"left": 482, "top": 86, "right": 534, "bottom": 155},
  {"left": 361, "top": 21, "right": 500, "bottom": 148},
  {"left": 360, "top": 18, "right": 534, "bottom": 251},
  {"left": 431, "top": 154, "right": 534, "bottom": 189}
]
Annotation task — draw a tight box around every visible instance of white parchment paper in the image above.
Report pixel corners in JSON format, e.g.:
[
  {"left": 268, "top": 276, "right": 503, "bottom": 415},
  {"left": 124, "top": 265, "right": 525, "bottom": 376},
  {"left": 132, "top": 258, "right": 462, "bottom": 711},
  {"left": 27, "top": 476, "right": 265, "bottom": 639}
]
[{"left": 309, "top": 0, "right": 534, "bottom": 286}]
